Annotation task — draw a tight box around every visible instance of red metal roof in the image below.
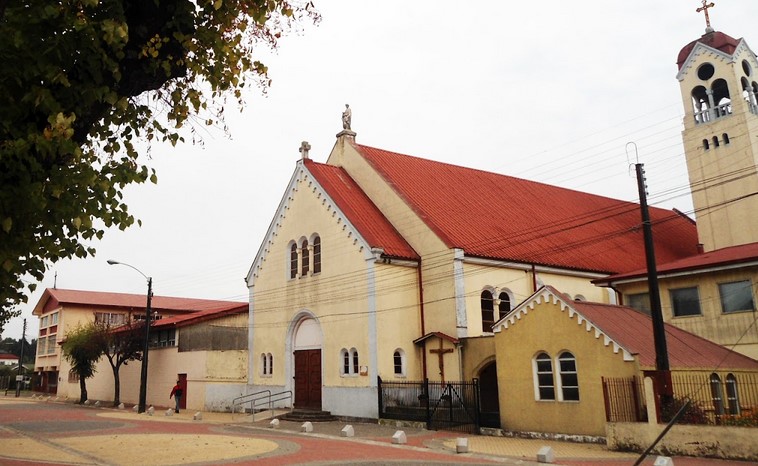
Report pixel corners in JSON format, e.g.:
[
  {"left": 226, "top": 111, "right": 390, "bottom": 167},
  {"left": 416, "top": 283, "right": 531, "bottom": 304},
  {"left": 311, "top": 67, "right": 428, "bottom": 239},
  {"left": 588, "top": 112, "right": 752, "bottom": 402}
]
[
  {"left": 352, "top": 144, "right": 698, "bottom": 274},
  {"left": 677, "top": 31, "right": 741, "bottom": 69},
  {"left": 572, "top": 296, "right": 758, "bottom": 370},
  {"left": 596, "top": 242, "right": 758, "bottom": 284},
  {"left": 34, "top": 288, "right": 246, "bottom": 316},
  {"left": 151, "top": 304, "right": 247, "bottom": 329},
  {"left": 304, "top": 159, "right": 419, "bottom": 260}
]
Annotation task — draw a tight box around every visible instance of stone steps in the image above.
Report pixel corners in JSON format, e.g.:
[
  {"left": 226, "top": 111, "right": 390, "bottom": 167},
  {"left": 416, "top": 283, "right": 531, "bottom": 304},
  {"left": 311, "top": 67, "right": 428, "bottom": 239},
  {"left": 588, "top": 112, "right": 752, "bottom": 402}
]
[{"left": 278, "top": 408, "right": 336, "bottom": 422}]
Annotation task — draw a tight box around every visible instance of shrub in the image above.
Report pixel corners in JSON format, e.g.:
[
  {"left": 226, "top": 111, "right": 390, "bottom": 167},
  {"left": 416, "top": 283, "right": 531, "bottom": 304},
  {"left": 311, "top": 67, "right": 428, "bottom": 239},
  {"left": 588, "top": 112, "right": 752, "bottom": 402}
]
[{"left": 661, "top": 397, "right": 711, "bottom": 425}]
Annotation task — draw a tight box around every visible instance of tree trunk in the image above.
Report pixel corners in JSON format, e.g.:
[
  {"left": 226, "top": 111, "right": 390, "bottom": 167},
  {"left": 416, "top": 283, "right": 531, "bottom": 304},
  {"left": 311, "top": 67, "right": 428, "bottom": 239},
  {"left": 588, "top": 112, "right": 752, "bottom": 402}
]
[
  {"left": 78, "top": 376, "right": 88, "bottom": 404},
  {"left": 112, "top": 364, "right": 121, "bottom": 406}
]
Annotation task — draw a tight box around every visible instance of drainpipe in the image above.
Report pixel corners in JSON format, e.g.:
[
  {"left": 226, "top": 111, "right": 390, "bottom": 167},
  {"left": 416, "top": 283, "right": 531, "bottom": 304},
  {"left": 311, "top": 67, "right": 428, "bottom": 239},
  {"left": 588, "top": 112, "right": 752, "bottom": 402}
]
[{"left": 531, "top": 264, "right": 538, "bottom": 292}]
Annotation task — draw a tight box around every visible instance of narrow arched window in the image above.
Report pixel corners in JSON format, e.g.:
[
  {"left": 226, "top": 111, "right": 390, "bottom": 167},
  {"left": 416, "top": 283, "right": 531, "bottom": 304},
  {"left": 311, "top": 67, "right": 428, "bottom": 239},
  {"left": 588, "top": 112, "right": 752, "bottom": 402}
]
[
  {"left": 558, "top": 352, "right": 579, "bottom": 401},
  {"left": 710, "top": 373, "right": 725, "bottom": 415},
  {"left": 313, "top": 236, "right": 321, "bottom": 274},
  {"left": 533, "top": 352, "right": 555, "bottom": 400},
  {"left": 290, "top": 243, "right": 298, "bottom": 279},
  {"left": 341, "top": 348, "right": 349, "bottom": 375},
  {"left": 301, "top": 239, "right": 309, "bottom": 276},
  {"left": 393, "top": 349, "right": 405, "bottom": 376},
  {"left": 723, "top": 133, "right": 730, "bottom": 144},
  {"left": 498, "top": 291, "right": 511, "bottom": 320},
  {"left": 261, "top": 353, "right": 268, "bottom": 375},
  {"left": 352, "top": 348, "right": 359, "bottom": 374},
  {"left": 268, "top": 353, "right": 273, "bottom": 375},
  {"left": 703, "top": 139, "right": 710, "bottom": 150},
  {"left": 481, "top": 290, "right": 494, "bottom": 332},
  {"left": 713, "top": 136, "right": 720, "bottom": 148},
  {"left": 726, "top": 374, "right": 740, "bottom": 415}
]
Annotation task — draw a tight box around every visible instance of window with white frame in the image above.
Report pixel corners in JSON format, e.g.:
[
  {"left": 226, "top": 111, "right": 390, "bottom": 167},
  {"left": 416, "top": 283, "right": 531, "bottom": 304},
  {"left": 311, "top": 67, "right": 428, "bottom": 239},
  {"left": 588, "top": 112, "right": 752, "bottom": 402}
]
[
  {"left": 481, "top": 290, "right": 495, "bottom": 332},
  {"left": 51, "top": 312, "right": 58, "bottom": 325},
  {"left": 260, "top": 353, "right": 273, "bottom": 376},
  {"left": 725, "top": 374, "right": 740, "bottom": 415},
  {"left": 313, "top": 235, "right": 321, "bottom": 274},
  {"left": 497, "top": 291, "right": 511, "bottom": 321},
  {"left": 95, "top": 312, "right": 126, "bottom": 326},
  {"left": 710, "top": 373, "right": 725, "bottom": 415},
  {"left": 301, "top": 239, "right": 310, "bottom": 276},
  {"left": 340, "top": 348, "right": 359, "bottom": 376},
  {"left": 393, "top": 349, "right": 406, "bottom": 377},
  {"left": 533, "top": 352, "right": 555, "bottom": 401},
  {"left": 46, "top": 335, "right": 56, "bottom": 354},
  {"left": 557, "top": 352, "right": 579, "bottom": 401},
  {"left": 289, "top": 243, "right": 298, "bottom": 279},
  {"left": 719, "top": 280, "right": 754, "bottom": 314}
]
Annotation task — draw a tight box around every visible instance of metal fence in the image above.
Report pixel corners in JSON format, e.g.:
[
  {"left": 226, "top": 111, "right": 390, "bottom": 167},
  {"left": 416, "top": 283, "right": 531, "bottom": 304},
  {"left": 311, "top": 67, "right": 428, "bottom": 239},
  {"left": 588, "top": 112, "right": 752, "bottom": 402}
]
[
  {"left": 377, "top": 377, "right": 481, "bottom": 433},
  {"left": 602, "top": 372, "right": 758, "bottom": 426}
]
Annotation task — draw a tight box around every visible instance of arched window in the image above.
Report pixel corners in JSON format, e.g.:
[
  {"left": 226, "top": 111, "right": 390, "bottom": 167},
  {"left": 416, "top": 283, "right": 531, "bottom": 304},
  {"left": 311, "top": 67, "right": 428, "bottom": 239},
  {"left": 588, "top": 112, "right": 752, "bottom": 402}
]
[
  {"left": 703, "top": 138, "right": 710, "bottom": 150},
  {"left": 313, "top": 235, "right": 321, "bottom": 274},
  {"left": 268, "top": 353, "right": 273, "bottom": 375},
  {"left": 710, "top": 373, "right": 725, "bottom": 415},
  {"left": 393, "top": 349, "right": 406, "bottom": 377},
  {"left": 481, "top": 290, "right": 495, "bottom": 332},
  {"left": 726, "top": 374, "right": 740, "bottom": 415},
  {"left": 341, "top": 348, "right": 350, "bottom": 375},
  {"left": 573, "top": 295, "right": 586, "bottom": 302},
  {"left": 557, "top": 352, "right": 579, "bottom": 401},
  {"left": 290, "top": 243, "right": 298, "bottom": 279},
  {"left": 723, "top": 133, "right": 730, "bottom": 144},
  {"left": 497, "top": 291, "right": 511, "bottom": 320},
  {"left": 351, "top": 348, "right": 359, "bottom": 374},
  {"left": 261, "top": 353, "right": 271, "bottom": 376},
  {"left": 533, "top": 352, "right": 555, "bottom": 401},
  {"left": 301, "top": 239, "right": 309, "bottom": 276},
  {"left": 712, "top": 136, "right": 720, "bottom": 148}
]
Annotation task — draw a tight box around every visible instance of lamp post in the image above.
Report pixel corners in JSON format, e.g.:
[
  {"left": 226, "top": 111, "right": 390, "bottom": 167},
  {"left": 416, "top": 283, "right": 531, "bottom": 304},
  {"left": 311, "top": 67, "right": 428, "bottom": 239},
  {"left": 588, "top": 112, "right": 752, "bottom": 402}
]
[{"left": 107, "top": 260, "right": 152, "bottom": 413}]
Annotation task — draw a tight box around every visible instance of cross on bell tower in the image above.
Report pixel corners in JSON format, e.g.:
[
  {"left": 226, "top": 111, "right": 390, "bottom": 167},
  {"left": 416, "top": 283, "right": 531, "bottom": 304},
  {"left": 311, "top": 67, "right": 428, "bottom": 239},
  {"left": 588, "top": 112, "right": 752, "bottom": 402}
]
[{"left": 696, "top": 1, "right": 715, "bottom": 31}]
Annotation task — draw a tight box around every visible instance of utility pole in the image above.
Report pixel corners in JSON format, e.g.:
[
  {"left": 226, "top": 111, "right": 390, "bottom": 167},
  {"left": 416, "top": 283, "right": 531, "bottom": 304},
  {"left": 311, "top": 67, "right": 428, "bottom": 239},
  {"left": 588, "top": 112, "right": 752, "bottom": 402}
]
[
  {"left": 635, "top": 163, "right": 672, "bottom": 408},
  {"left": 16, "top": 319, "right": 26, "bottom": 397}
]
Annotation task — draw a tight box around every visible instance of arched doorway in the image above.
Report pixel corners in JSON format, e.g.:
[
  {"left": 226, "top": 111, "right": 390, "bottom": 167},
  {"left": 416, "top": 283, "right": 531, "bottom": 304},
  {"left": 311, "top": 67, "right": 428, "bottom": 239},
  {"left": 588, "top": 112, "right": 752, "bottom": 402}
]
[
  {"left": 478, "top": 361, "right": 500, "bottom": 428},
  {"left": 292, "top": 317, "right": 322, "bottom": 410}
]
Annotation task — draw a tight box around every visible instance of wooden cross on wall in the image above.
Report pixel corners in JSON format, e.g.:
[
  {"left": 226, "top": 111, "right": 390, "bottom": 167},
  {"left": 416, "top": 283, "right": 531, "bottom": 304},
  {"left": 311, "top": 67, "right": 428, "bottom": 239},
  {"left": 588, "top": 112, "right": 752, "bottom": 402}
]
[
  {"left": 696, "top": 0, "right": 715, "bottom": 29},
  {"left": 429, "top": 339, "right": 453, "bottom": 384}
]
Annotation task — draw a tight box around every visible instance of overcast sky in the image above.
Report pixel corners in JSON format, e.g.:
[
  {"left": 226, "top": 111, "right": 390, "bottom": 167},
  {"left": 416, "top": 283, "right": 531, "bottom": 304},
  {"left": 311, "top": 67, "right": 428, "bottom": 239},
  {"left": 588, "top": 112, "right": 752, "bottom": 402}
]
[{"left": 5, "top": 1, "right": 758, "bottom": 341}]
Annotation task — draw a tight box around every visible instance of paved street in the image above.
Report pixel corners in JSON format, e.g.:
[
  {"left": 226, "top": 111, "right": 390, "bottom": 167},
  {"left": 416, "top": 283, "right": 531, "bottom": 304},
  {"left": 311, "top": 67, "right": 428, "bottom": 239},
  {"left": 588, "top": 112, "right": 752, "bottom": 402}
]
[{"left": 0, "top": 396, "right": 753, "bottom": 465}]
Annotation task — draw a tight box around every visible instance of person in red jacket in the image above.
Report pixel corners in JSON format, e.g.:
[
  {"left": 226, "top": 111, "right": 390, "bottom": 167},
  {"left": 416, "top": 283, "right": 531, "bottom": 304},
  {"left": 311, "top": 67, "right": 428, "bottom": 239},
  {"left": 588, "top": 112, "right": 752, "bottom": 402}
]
[{"left": 169, "top": 381, "right": 183, "bottom": 413}]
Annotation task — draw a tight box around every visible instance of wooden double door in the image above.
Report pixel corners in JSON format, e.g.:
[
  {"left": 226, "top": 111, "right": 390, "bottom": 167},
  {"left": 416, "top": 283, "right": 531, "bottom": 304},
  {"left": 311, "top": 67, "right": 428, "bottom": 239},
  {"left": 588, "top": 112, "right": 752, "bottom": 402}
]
[{"left": 294, "top": 349, "right": 322, "bottom": 410}]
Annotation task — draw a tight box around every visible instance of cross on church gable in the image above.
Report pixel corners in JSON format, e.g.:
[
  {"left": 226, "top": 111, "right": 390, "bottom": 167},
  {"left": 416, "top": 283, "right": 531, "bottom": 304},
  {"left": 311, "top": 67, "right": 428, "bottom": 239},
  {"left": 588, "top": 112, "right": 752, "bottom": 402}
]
[
  {"left": 696, "top": 0, "right": 715, "bottom": 29},
  {"left": 299, "top": 141, "right": 311, "bottom": 159}
]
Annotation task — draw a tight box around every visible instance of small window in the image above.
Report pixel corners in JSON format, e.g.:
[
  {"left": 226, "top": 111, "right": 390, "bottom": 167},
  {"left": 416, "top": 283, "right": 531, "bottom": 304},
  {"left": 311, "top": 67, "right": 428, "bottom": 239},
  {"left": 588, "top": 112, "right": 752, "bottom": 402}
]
[
  {"left": 712, "top": 136, "right": 720, "bottom": 148},
  {"left": 726, "top": 374, "right": 740, "bottom": 415},
  {"left": 497, "top": 291, "right": 511, "bottom": 320},
  {"left": 352, "top": 348, "right": 359, "bottom": 374},
  {"left": 341, "top": 348, "right": 350, "bottom": 375},
  {"left": 393, "top": 349, "right": 406, "bottom": 377},
  {"left": 558, "top": 352, "right": 579, "bottom": 401},
  {"left": 290, "top": 243, "right": 298, "bottom": 279},
  {"left": 313, "top": 236, "right": 321, "bottom": 274},
  {"left": 533, "top": 352, "right": 555, "bottom": 401},
  {"left": 68, "top": 369, "right": 79, "bottom": 383},
  {"left": 698, "top": 62, "right": 715, "bottom": 80},
  {"left": 47, "top": 335, "right": 57, "bottom": 354},
  {"left": 51, "top": 312, "right": 58, "bottom": 325},
  {"left": 670, "top": 287, "right": 701, "bottom": 317},
  {"left": 710, "top": 373, "right": 725, "bottom": 415},
  {"left": 719, "top": 280, "right": 754, "bottom": 313},
  {"left": 627, "top": 292, "right": 651, "bottom": 315},
  {"left": 703, "top": 139, "right": 710, "bottom": 150},
  {"left": 723, "top": 133, "right": 730, "bottom": 144},
  {"left": 41, "top": 316, "right": 49, "bottom": 328},
  {"left": 301, "top": 239, "right": 309, "bottom": 276},
  {"left": 261, "top": 353, "right": 268, "bottom": 375},
  {"left": 268, "top": 353, "right": 273, "bottom": 375},
  {"left": 481, "top": 290, "right": 495, "bottom": 332},
  {"left": 573, "top": 295, "right": 586, "bottom": 302}
]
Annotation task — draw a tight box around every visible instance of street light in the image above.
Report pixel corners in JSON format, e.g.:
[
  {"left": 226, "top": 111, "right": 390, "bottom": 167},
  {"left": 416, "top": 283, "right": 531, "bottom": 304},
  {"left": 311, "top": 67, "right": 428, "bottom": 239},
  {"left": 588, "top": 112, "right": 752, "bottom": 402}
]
[{"left": 107, "top": 259, "right": 152, "bottom": 413}]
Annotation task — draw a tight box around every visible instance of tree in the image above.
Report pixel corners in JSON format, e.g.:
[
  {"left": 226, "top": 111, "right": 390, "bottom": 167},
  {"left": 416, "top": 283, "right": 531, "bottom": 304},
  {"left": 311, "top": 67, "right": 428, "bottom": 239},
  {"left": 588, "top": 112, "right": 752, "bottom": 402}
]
[
  {"left": 61, "top": 322, "right": 107, "bottom": 403},
  {"left": 0, "top": 1, "right": 320, "bottom": 324},
  {"left": 97, "top": 319, "right": 144, "bottom": 406}
]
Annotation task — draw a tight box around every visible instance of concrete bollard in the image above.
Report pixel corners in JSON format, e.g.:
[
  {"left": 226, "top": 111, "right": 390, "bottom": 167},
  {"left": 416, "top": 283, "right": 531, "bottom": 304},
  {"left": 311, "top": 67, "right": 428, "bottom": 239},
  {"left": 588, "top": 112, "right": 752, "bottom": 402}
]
[
  {"left": 94, "top": 400, "right": 101, "bottom": 407},
  {"left": 654, "top": 457, "right": 674, "bottom": 466},
  {"left": 193, "top": 412, "right": 203, "bottom": 421},
  {"left": 147, "top": 406, "right": 155, "bottom": 416},
  {"left": 165, "top": 409, "right": 174, "bottom": 416},
  {"left": 456, "top": 437, "right": 469, "bottom": 453},
  {"left": 341, "top": 425, "right": 354, "bottom": 437},
  {"left": 45, "top": 396, "right": 51, "bottom": 402},
  {"left": 301, "top": 421, "right": 313, "bottom": 433},
  {"left": 132, "top": 404, "right": 139, "bottom": 412},
  {"left": 537, "top": 446, "right": 554, "bottom": 463},
  {"left": 269, "top": 419, "right": 280, "bottom": 429},
  {"left": 83, "top": 399, "right": 91, "bottom": 405},
  {"left": 118, "top": 403, "right": 125, "bottom": 410},
  {"left": 391, "top": 430, "right": 407, "bottom": 445}
]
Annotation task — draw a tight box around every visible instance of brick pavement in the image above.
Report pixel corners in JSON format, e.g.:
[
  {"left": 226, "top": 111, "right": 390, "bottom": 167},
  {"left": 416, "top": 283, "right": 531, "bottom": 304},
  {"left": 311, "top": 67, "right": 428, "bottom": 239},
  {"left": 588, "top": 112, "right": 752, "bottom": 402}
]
[{"left": 1, "top": 396, "right": 754, "bottom": 465}]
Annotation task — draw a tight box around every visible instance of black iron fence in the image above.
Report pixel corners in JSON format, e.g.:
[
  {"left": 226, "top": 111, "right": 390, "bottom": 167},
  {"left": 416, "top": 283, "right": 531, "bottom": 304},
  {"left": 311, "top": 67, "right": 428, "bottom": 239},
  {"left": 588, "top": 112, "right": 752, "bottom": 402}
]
[
  {"left": 602, "top": 376, "right": 646, "bottom": 422},
  {"left": 378, "top": 377, "right": 481, "bottom": 433}
]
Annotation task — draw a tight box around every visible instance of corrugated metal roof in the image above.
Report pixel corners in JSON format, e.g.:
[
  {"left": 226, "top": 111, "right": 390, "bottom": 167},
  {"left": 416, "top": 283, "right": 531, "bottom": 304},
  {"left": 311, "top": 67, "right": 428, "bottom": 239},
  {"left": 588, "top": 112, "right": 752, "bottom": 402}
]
[
  {"left": 570, "top": 293, "right": 758, "bottom": 370},
  {"left": 353, "top": 144, "right": 698, "bottom": 274},
  {"left": 34, "top": 288, "right": 246, "bottom": 316},
  {"left": 597, "top": 242, "right": 758, "bottom": 284},
  {"left": 305, "top": 159, "right": 419, "bottom": 260}
]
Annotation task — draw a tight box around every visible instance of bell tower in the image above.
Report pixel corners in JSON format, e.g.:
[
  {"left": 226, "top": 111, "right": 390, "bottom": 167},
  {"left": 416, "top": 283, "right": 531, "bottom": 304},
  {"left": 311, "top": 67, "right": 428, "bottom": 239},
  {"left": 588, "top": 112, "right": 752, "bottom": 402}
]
[{"left": 676, "top": 5, "right": 758, "bottom": 251}]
